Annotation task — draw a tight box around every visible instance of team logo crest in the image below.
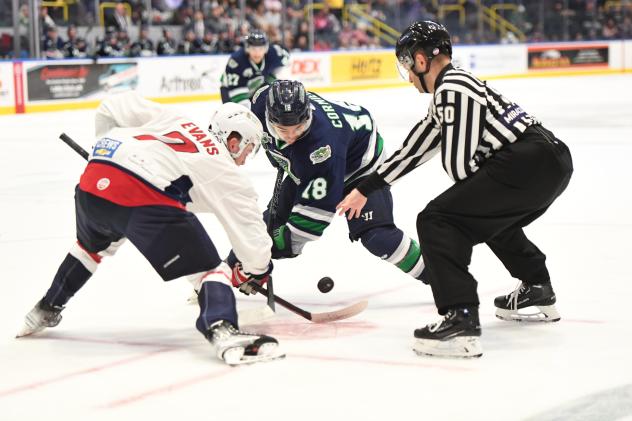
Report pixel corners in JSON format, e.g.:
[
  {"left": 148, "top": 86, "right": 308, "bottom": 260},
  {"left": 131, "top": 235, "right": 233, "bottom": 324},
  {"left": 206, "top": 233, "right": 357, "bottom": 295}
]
[
  {"left": 243, "top": 68, "right": 253, "bottom": 78},
  {"left": 93, "top": 138, "right": 122, "bottom": 158},
  {"left": 96, "top": 178, "right": 110, "bottom": 190},
  {"left": 309, "top": 145, "right": 331, "bottom": 164}
]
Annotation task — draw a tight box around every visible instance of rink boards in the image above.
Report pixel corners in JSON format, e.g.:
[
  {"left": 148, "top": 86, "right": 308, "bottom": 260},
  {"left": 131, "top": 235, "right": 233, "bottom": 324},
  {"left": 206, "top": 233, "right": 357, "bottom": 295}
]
[{"left": 0, "top": 39, "right": 631, "bottom": 115}]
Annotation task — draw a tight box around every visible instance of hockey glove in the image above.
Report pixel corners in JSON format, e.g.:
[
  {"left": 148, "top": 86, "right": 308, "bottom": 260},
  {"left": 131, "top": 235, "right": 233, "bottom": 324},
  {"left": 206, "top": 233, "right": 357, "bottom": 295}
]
[
  {"left": 271, "top": 225, "right": 297, "bottom": 259},
  {"left": 230, "top": 262, "right": 273, "bottom": 296}
]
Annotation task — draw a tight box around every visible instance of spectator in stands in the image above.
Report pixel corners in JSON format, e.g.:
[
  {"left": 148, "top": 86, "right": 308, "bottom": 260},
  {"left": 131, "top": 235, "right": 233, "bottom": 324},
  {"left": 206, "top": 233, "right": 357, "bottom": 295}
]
[
  {"left": 216, "top": 30, "right": 236, "bottom": 53},
  {"left": 250, "top": 3, "right": 269, "bottom": 32},
  {"left": 339, "top": 21, "right": 369, "bottom": 50},
  {"left": 0, "top": 33, "right": 12, "bottom": 59},
  {"left": 199, "top": 30, "right": 218, "bottom": 54},
  {"left": 313, "top": 5, "right": 341, "bottom": 50},
  {"left": 130, "top": 25, "right": 156, "bottom": 57},
  {"left": 602, "top": 17, "right": 620, "bottom": 39},
  {"left": 157, "top": 27, "right": 177, "bottom": 55},
  {"left": 187, "top": 10, "right": 207, "bottom": 39},
  {"left": 42, "top": 26, "right": 64, "bottom": 59},
  {"left": 621, "top": 16, "right": 632, "bottom": 38},
  {"left": 64, "top": 25, "right": 89, "bottom": 58},
  {"left": 96, "top": 27, "right": 125, "bottom": 57},
  {"left": 294, "top": 33, "right": 308, "bottom": 51},
  {"left": 178, "top": 29, "right": 202, "bottom": 54},
  {"left": 207, "top": 2, "right": 229, "bottom": 34},
  {"left": 39, "top": 6, "right": 56, "bottom": 36},
  {"left": 110, "top": 3, "right": 132, "bottom": 32},
  {"left": 263, "top": 0, "right": 282, "bottom": 31},
  {"left": 117, "top": 28, "right": 132, "bottom": 55}
]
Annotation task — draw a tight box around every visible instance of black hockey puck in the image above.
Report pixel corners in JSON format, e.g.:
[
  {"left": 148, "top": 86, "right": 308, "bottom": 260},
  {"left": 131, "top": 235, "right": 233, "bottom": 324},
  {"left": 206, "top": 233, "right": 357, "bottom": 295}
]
[{"left": 317, "top": 276, "right": 334, "bottom": 293}]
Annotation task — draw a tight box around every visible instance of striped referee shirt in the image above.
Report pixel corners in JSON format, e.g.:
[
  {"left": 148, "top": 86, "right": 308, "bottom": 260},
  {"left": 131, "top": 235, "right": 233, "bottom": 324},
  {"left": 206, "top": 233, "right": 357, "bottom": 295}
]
[{"left": 359, "top": 64, "right": 538, "bottom": 193}]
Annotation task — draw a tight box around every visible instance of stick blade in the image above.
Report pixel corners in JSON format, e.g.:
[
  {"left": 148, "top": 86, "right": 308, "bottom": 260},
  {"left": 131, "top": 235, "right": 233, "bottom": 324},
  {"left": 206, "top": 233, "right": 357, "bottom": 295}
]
[{"left": 310, "top": 300, "right": 368, "bottom": 323}]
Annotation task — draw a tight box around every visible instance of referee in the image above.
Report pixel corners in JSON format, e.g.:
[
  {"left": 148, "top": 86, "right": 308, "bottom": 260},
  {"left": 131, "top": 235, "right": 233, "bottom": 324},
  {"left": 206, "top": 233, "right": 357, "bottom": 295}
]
[{"left": 337, "top": 21, "right": 573, "bottom": 358}]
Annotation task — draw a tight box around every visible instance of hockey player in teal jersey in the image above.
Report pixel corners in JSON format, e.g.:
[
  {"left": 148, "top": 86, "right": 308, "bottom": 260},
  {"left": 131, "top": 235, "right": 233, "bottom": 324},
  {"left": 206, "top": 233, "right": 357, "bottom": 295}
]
[
  {"left": 249, "top": 80, "right": 426, "bottom": 282},
  {"left": 220, "top": 29, "right": 289, "bottom": 108}
]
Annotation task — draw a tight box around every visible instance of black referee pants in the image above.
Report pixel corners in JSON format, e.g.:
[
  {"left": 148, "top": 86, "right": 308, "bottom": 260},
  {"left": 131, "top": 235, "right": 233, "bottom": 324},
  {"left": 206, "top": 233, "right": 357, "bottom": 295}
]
[{"left": 417, "top": 125, "right": 573, "bottom": 314}]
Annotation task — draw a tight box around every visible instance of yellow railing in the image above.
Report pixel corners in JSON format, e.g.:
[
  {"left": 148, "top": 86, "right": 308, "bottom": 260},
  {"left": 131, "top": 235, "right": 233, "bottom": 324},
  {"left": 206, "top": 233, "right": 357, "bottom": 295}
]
[
  {"left": 304, "top": 2, "right": 400, "bottom": 45},
  {"left": 481, "top": 2, "right": 526, "bottom": 42},
  {"left": 99, "top": 2, "right": 132, "bottom": 27},
  {"left": 438, "top": 4, "right": 466, "bottom": 26},
  {"left": 604, "top": 0, "right": 632, "bottom": 10},
  {"left": 41, "top": 0, "right": 69, "bottom": 22},
  {"left": 430, "top": 0, "right": 525, "bottom": 42},
  {"left": 343, "top": 4, "right": 399, "bottom": 45},
  {"left": 303, "top": 0, "right": 527, "bottom": 46}
]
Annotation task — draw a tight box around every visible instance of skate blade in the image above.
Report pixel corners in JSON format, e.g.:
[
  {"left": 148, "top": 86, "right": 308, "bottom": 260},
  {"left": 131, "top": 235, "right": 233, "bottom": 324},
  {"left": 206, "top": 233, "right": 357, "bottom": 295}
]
[
  {"left": 495, "top": 305, "right": 561, "bottom": 323},
  {"left": 413, "top": 336, "right": 483, "bottom": 359},
  {"left": 227, "top": 351, "right": 286, "bottom": 366},
  {"left": 15, "top": 325, "right": 42, "bottom": 338}
]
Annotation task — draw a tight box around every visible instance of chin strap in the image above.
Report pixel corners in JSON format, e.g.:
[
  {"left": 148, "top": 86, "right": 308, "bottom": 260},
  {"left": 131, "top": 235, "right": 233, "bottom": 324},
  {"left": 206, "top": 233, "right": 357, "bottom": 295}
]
[{"left": 414, "top": 57, "right": 433, "bottom": 93}]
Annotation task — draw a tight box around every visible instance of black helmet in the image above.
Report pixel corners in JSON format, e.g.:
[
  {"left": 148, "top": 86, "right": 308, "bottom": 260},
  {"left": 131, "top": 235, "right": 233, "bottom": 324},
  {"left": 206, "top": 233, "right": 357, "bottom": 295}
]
[
  {"left": 245, "top": 29, "right": 268, "bottom": 48},
  {"left": 266, "top": 80, "right": 311, "bottom": 126},
  {"left": 395, "top": 21, "right": 452, "bottom": 71}
]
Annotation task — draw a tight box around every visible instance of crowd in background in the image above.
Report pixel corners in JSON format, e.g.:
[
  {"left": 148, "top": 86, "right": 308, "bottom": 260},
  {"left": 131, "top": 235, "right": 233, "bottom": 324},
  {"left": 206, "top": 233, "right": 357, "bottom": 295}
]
[{"left": 1, "top": 0, "right": 631, "bottom": 59}]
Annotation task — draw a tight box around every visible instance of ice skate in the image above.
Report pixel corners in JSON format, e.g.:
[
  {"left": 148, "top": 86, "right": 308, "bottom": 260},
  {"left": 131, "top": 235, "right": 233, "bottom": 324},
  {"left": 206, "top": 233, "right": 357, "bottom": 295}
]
[
  {"left": 205, "top": 320, "right": 284, "bottom": 365},
  {"left": 16, "top": 299, "right": 64, "bottom": 338},
  {"left": 494, "top": 282, "right": 560, "bottom": 322},
  {"left": 413, "top": 307, "right": 482, "bottom": 358}
]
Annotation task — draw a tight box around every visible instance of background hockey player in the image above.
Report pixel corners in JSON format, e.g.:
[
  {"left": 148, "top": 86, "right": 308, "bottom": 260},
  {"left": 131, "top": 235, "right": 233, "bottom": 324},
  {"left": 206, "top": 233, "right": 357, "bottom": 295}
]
[
  {"left": 17, "top": 92, "right": 282, "bottom": 366},
  {"left": 248, "top": 80, "right": 426, "bottom": 283},
  {"left": 219, "top": 29, "right": 289, "bottom": 108},
  {"left": 337, "top": 21, "right": 573, "bottom": 358}
]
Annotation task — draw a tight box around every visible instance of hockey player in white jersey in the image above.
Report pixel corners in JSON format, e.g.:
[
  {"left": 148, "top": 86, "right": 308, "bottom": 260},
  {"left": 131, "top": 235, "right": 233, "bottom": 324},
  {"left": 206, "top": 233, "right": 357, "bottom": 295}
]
[{"left": 17, "top": 92, "right": 283, "bottom": 365}]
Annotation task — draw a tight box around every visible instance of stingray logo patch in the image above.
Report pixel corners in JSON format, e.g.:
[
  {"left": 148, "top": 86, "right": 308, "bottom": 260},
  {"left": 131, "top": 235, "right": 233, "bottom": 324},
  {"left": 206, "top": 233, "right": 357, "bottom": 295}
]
[
  {"left": 93, "top": 138, "right": 121, "bottom": 158},
  {"left": 309, "top": 145, "right": 331, "bottom": 164}
]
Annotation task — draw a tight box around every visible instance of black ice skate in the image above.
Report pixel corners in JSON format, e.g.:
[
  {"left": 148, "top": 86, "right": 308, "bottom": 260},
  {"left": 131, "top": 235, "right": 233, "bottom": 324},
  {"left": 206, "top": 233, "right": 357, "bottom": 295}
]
[
  {"left": 206, "top": 320, "right": 284, "bottom": 365},
  {"left": 413, "top": 307, "right": 482, "bottom": 358},
  {"left": 494, "top": 282, "right": 560, "bottom": 322},
  {"left": 16, "top": 299, "right": 64, "bottom": 338}
]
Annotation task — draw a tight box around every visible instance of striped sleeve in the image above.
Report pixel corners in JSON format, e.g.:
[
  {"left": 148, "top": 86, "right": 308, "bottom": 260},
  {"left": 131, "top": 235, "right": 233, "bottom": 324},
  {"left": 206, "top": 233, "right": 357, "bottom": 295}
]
[
  {"left": 375, "top": 108, "right": 442, "bottom": 185},
  {"left": 434, "top": 74, "right": 487, "bottom": 181}
]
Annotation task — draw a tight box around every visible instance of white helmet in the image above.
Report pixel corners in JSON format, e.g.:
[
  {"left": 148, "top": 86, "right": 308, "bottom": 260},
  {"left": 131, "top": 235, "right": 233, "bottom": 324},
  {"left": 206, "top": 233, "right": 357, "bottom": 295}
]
[{"left": 208, "top": 102, "right": 264, "bottom": 160}]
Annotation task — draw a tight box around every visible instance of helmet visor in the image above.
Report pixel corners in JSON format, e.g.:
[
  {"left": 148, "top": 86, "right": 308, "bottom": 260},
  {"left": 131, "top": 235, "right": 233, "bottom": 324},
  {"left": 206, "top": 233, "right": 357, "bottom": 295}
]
[{"left": 396, "top": 50, "right": 414, "bottom": 80}]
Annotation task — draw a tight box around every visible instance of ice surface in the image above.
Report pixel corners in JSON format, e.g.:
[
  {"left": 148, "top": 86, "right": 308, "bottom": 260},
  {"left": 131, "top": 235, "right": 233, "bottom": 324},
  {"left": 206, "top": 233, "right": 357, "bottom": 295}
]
[{"left": 1, "top": 73, "right": 631, "bottom": 421}]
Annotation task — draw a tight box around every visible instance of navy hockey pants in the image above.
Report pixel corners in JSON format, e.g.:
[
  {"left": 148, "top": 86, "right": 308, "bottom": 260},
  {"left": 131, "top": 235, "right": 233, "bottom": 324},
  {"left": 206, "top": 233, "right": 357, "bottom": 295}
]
[{"left": 75, "top": 187, "right": 222, "bottom": 281}]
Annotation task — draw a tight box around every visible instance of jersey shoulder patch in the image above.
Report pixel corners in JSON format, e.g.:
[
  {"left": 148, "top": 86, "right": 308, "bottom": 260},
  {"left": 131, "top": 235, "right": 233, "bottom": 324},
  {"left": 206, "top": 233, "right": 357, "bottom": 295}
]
[
  {"left": 252, "top": 84, "right": 269, "bottom": 105},
  {"left": 309, "top": 145, "right": 332, "bottom": 164}
]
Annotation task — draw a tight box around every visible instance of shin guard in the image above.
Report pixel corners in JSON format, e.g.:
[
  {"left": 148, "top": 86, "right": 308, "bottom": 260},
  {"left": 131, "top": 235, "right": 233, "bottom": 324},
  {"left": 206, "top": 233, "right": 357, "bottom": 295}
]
[{"left": 360, "top": 226, "right": 425, "bottom": 280}]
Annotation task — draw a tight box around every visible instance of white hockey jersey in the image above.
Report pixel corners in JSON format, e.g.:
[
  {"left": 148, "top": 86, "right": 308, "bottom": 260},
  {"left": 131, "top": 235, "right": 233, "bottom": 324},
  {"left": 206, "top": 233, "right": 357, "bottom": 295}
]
[{"left": 80, "top": 91, "right": 271, "bottom": 276}]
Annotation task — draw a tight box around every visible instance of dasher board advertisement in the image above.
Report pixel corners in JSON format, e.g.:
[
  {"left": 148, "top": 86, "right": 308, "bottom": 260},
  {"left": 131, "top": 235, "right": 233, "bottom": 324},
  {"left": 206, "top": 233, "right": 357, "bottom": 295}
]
[
  {"left": 528, "top": 43, "right": 609, "bottom": 70},
  {"left": 25, "top": 59, "right": 138, "bottom": 102}
]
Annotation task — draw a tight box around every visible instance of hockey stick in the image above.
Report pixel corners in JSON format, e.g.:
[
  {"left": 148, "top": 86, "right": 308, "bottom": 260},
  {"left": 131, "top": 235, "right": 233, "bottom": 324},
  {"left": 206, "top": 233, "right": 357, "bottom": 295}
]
[
  {"left": 263, "top": 166, "right": 285, "bottom": 311},
  {"left": 58, "top": 133, "right": 367, "bottom": 323},
  {"left": 250, "top": 283, "right": 368, "bottom": 323},
  {"left": 60, "top": 133, "right": 89, "bottom": 160}
]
